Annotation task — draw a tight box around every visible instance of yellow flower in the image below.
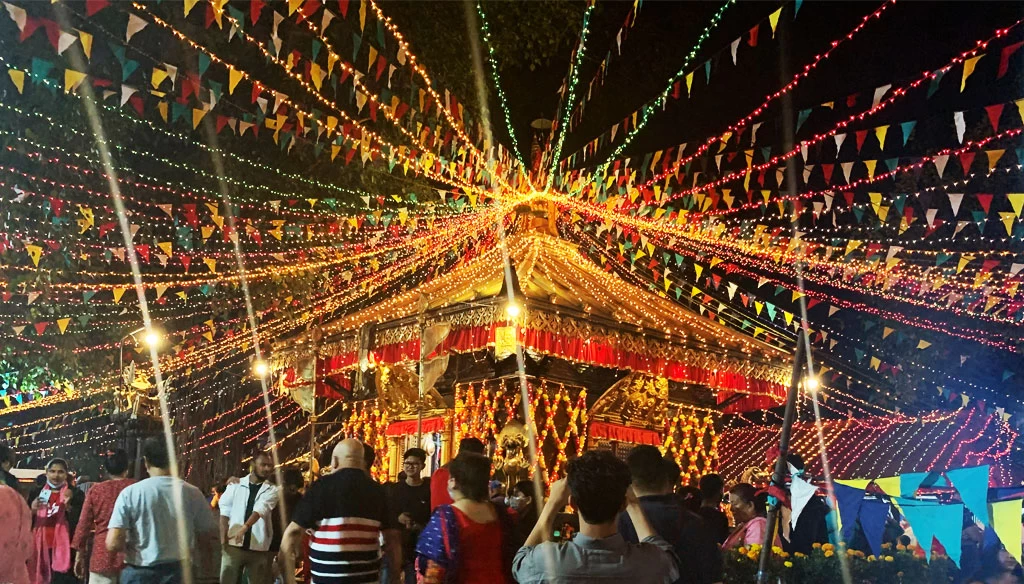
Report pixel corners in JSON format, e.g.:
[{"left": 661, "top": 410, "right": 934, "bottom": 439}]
[
  {"left": 812, "top": 542, "right": 822, "bottom": 550},
  {"left": 778, "top": 551, "right": 790, "bottom": 559},
  {"left": 772, "top": 546, "right": 783, "bottom": 555},
  {"left": 868, "top": 555, "right": 877, "bottom": 562},
  {"left": 884, "top": 556, "right": 894, "bottom": 562},
  {"left": 825, "top": 550, "right": 835, "bottom": 558},
  {"left": 896, "top": 544, "right": 907, "bottom": 551},
  {"left": 738, "top": 547, "right": 747, "bottom": 555},
  {"left": 882, "top": 542, "right": 892, "bottom": 549},
  {"left": 747, "top": 552, "right": 759, "bottom": 561},
  {"left": 822, "top": 543, "right": 835, "bottom": 552},
  {"left": 750, "top": 544, "right": 763, "bottom": 551},
  {"left": 794, "top": 552, "right": 807, "bottom": 558},
  {"left": 784, "top": 561, "right": 793, "bottom": 568}
]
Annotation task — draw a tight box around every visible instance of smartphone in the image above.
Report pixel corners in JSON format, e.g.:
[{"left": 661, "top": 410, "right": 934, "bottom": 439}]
[{"left": 38, "top": 489, "right": 51, "bottom": 503}]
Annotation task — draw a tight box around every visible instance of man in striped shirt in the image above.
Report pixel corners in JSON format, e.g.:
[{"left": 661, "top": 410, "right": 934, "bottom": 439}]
[{"left": 280, "top": 439, "right": 399, "bottom": 584}]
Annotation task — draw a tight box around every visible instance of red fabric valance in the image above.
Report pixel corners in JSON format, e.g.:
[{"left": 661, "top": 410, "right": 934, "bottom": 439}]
[
  {"left": 385, "top": 416, "right": 448, "bottom": 436},
  {"left": 310, "top": 324, "right": 784, "bottom": 413},
  {"left": 589, "top": 421, "right": 662, "bottom": 446}
]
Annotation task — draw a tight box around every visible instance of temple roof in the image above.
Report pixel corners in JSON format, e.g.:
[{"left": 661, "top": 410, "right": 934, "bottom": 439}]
[{"left": 306, "top": 228, "right": 788, "bottom": 362}]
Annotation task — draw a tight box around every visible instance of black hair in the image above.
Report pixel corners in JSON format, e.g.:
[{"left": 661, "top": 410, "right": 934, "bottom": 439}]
[
  {"left": 448, "top": 452, "right": 491, "bottom": 502},
  {"left": 626, "top": 445, "right": 668, "bottom": 492},
  {"left": 678, "top": 485, "right": 702, "bottom": 512},
  {"left": 457, "top": 438, "right": 485, "bottom": 455},
  {"left": 699, "top": 473, "right": 725, "bottom": 501},
  {"left": 663, "top": 456, "right": 682, "bottom": 488},
  {"left": 252, "top": 450, "right": 272, "bottom": 463},
  {"left": 363, "top": 443, "right": 376, "bottom": 470},
  {"left": 141, "top": 437, "right": 170, "bottom": 469},
  {"left": 786, "top": 453, "right": 805, "bottom": 472},
  {"left": 403, "top": 448, "right": 427, "bottom": 464},
  {"left": 0, "top": 444, "right": 14, "bottom": 465},
  {"left": 281, "top": 467, "right": 304, "bottom": 489},
  {"left": 46, "top": 458, "right": 69, "bottom": 472},
  {"left": 566, "top": 450, "right": 631, "bottom": 524},
  {"left": 512, "top": 480, "right": 536, "bottom": 500},
  {"left": 730, "top": 483, "right": 768, "bottom": 518},
  {"left": 104, "top": 449, "right": 130, "bottom": 476}
]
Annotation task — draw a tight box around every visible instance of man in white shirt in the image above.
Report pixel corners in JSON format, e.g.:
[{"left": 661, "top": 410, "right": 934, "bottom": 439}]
[{"left": 219, "top": 451, "right": 279, "bottom": 584}]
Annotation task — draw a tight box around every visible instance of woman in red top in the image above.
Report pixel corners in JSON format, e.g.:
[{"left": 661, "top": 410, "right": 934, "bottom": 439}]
[
  {"left": 416, "top": 452, "right": 517, "bottom": 584},
  {"left": 28, "top": 459, "right": 84, "bottom": 584},
  {"left": 71, "top": 450, "right": 136, "bottom": 584}
]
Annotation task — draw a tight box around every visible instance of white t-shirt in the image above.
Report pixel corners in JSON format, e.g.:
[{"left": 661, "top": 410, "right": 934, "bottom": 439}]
[{"left": 108, "top": 476, "right": 217, "bottom": 566}]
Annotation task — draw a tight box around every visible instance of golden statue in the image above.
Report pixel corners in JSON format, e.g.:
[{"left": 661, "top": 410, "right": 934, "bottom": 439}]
[{"left": 375, "top": 363, "right": 445, "bottom": 417}]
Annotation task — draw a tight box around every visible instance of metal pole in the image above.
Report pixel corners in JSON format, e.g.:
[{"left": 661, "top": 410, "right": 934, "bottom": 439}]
[
  {"left": 308, "top": 336, "right": 318, "bottom": 479},
  {"left": 416, "top": 319, "right": 426, "bottom": 445},
  {"left": 756, "top": 329, "right": 807, "bottom": 584}
]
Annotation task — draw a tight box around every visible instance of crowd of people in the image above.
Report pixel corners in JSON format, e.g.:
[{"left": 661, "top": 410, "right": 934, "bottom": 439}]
[{"left": 0, "top": 439, "right": 1019, "bottom": 584}]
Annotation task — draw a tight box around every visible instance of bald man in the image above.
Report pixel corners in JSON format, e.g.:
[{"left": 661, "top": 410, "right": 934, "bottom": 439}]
[{"left": 281, "top": 439, "right": 400, "bottom": 583}]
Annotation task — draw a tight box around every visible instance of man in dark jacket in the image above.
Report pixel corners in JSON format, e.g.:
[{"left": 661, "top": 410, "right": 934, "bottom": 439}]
[{"left": 619, "top": 446, "right": 722, "bottom": 584}]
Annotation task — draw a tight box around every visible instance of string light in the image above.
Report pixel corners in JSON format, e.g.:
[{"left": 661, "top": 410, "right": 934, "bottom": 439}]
[
  {"left": 475, "top": 1, "right": 525, "bottom": 165},
  {"left": 547, "top": 2, "right": 596, "bottom": 189}
]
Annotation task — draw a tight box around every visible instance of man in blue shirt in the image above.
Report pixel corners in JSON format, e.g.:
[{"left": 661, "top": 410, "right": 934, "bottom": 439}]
[
  {"left": 513, "top": 450, "right": 679, "bottom": 584},
  {"left": 618, "top": 447, "right": 722, "bottom": 584}
]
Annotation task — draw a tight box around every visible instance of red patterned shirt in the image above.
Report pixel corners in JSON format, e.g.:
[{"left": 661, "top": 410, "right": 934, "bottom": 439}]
[{"left": 71, "top": 478, "right": 136, "bottom": 574}]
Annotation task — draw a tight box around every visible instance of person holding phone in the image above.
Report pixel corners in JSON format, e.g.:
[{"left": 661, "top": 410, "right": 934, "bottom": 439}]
[{"left": 28, "top": 458, "right": 84, "bottom": 584}]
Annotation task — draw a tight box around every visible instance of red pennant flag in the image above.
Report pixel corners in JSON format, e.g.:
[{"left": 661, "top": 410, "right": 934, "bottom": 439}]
[
  {"left": 985, "top": 103, "right": 1004, "bottom": 132},
  {"left": 747, "top": 23, "right": 759, "bottom": 47},
  {"left": 337, "top": 0, "right": 349, "bottom": 18},
  {"left": 204, "top": 4, "right": 216, "bottom": 29},
  {"left": 296, "top": 0, "right": 320, "bottom": 23},
  {"left": 842, "top": 191, "right": 855, "bottom": 207},
  {"left": 846, "top": 93, "right": 858, "bottom": 108},
  {"left": 251, "top": 81, "right": 263, "bottom": 104},
  {"left": 34, "top": 322, "right": 49, "bottom": 336},
  {"left": 250, "top": 0, "right": 265, "bottom": 24},
  {"left": 136, "top": 244, "right": 150, "bottom": 264},
  {"left": 998, "top": 41, "right": 1024, "bottom": 79},
  {"left": 375, "top": 55, "right": 386, "bottom": 81},
  {"left": 368, "top": 100, "right": 378, "bottom": 122},
  {"left": 854, "top": 130, "right": 868, "bottom": 153},
  {"left": 959, "top": 151, "right": 976, "bottom": 174},
  {"left": 129, "top": 94, "right": 144, "bottom": 116},
  {"left": 981, "top": 258, "right": 1000, "bottom": 273},
  {"left": 394, "top": 102, "right": 409, "bottom": 120},
  {"left": 180, "top": 255, "right": 192, "bottom": 272},
  {"left": 86, "top": 0, "right": 110, "bottom": 16},
  {"left": 821, "top": 163, "right": 834, "bottom": 183},
  {"left": 98, "top": 222, "right": 116, "bottom": 238},
  {"left": 977, "top": 193, "right": 993, "bottom": 214},
  {"left": 49, "top": 197, "right": 64, "bottom": 217},
  {"left": 672, "top": 81, "right": 681, "bottom": 99},
  {"left": 344, "top": 147, "right": 357, "bottom": 165},
  {"left": 216, "top": 115, "right": 230, "bottom": 134}
]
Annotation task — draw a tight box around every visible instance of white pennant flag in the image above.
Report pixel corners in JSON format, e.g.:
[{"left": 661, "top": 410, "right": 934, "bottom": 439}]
[
  {"left": 125, "top": 13, "right": 148, "bottom": 43},
  {"left": 954, "top": 111, "right": 966, "bottom": 144},
  {"left": 934, "top": 154, "right": 949, "bottom": 178},
  {"left": 841, "top": 162, "right": 854, "bottom": 183},
  {"left": 948, "top": 193, "right": 964, "bottom": 215},
  {"left": 120, "top": 85, "right": 137, "bottom": 106},
  {"left": 834, "top": 133, "right": 846, "bottom": 152},
  {"left": 321, "top": 9, "right": 335, "bottom": 31},
  {"left": 872, "top": 84, "right": 891, "bottom": 108},
  {"left": 790, "top": 476, "right": 818, "bottom": 530},
  {"left": 751, "top": 122, "right": 762, "bottom": 145},
  {"left": 57, "top": 31, "right": 78, "bottom": 55},
  {"left": 731, "top": 38, "right": 740, "bottom": 65}
]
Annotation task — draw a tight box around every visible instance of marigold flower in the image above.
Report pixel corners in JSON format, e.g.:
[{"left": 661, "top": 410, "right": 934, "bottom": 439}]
[
  {"left": 882, "top": 543, "right": 892, "bottom": 549},
  {"left": 884, "top": 556, "right": 894, "bottom": 562},
  {"left": 868, "top": 555, "right": 876, "bottom": 562},
  {"left": 738, "top": 547, "right": 747, "bottom": 555},
  {"left": 812, "top": 542, "right": 822, "bottom": 549},
  {"left": 784, "top": 561, "right": 793, "bottom": 568},
  {"left": 824, "top": 550, "right": 835, "bottom": 558},
  {"left": 794, "top": 552, "right": 807, "bottom": 558},
  {"left": 896, "top": 544, "right": 907, "bottom": 551},
  {"left": 822, "top": 543, "right": 835, "bottom": 552}
]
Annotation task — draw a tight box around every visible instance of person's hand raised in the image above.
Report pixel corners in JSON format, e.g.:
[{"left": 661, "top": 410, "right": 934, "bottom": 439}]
[{"left": 547, "top": 478, "right": 571, "bottom": 509}]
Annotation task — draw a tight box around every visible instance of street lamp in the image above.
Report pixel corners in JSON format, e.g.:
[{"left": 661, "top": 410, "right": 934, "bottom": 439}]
[{"left": 253, "top": 359, "right": 269, "bottom": 379}]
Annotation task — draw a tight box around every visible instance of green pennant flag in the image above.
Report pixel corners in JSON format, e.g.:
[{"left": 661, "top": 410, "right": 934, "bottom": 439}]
[{"left": 198, "top": 53, "right": 211, "bottom": 76}]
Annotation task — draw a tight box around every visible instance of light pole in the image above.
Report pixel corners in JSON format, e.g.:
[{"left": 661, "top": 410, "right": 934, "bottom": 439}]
[{"left": 118, "top": 326, "right": 163, "bottom": 478}]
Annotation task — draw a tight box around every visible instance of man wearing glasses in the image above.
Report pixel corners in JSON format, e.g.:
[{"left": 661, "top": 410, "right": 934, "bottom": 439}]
[{"left": 386, "top": 448, "right": 431, "bottom": 584}]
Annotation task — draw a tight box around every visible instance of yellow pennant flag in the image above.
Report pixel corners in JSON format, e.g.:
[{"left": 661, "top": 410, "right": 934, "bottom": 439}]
[
  {"left": 990, "top": 499, "right": 1023, "bottom": 564},
  {"left": 875, "top": 125, "right": 889, "bottom": 150},
  {"left": 999, "top": 211, "right": 1016, "bottom": 236},
  {"left": 24, "top": 244, "right": 43, "bottom": 267},
  {"left": 155, "top": 285, "right": 168, "bottom": 299},
  {"left": 1008, "top": 193, "right": 1024, "bottom": 217},
  {"left": 768, "top": 7, "right": 783, "bottom": 37},
  {"left": 157, "top": 242, "right": 172, "bottom": 256},
  {"left": 7, "top": 69, "right": 25, "bottom": 94},
  {"left": 192, "top": 108, "right": 208, "bottom": 129},
  {"left": 870, "top": 356, "right": 881, "bottom": 370},
  {"left": 203, "top": 258, "right": 217, "bottom": 273},
  {"left": 836, "top": 478, "right": 871, "bottom": 490},
  {"left": 184, "top": 0, "right": 200, "bottom": 16},
  {"left": 77, "top": 30, "right": 93, "bottom": 59},
  {"left": 1017, "top": 99, "right": 1024, "bottom": 124},
  {"left": 288, "top": 0, "right": 303, "bottom": 15},
  {"left": 175, "top": 291, "right": 187, "bottom": 301},
  {"left": 917, "top": 340, "right": 931, "bottom": 349},
  {"left": 64, "top": 69, "right": 87, "bottom": 93},
  {"left": 157, "top": 101, "right": 168, "bottom": 122},
  {"left": 685, "top": 71, "right": 694, "bottom": 97},
  {"left": 151, "top": 67, "right": 168, "bottom": 89},
  {"left": 961, "top": 55, "right": 982, "bottom": 92},
  {"left": 57, "top": 318, "right": 70, "bottom": 334},
  {"left": 359, "top": 0, "right": 367, "bottom": 31},
  {"left": 864, "top": 160, "right": 877, "bottom": 180},
  {"left": 113, "top": 287, "right": 128, "bottom": 303},
  {"left": 986, "top": 149, "right": 1005, "bottom": 171},
  {"left": 873, "top": 476, "right": 901, "bottom": 498},
  {"left": 228, "top": 67, "right": 243, "bottom": 94}
]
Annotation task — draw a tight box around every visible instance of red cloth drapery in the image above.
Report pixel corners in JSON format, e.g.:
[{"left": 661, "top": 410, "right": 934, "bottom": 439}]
[
  {"left": 588, "top": 421, "right": 662, "bottom": 446},
  {"left": 385, "top": 416, "right": 448, "bottom": 436},
  {"left": 308, "top": 324, "right": 784, "bottom": 412}
]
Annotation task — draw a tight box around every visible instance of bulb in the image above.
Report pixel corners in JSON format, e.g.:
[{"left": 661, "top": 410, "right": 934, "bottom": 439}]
[
  {"left": 506, "top": 302, "right": 521, "bottom": 319},
  {"left": 804, "top": 377, "right": 820, "bottom": 393},
  {"left": 253, "top": 360, "right": 269, "bottom": 378},
  {"left": 143, "top": 331, "right": 161, "bottom": 348}
]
